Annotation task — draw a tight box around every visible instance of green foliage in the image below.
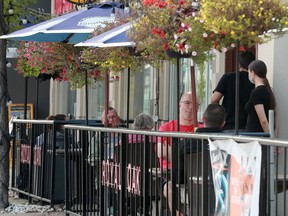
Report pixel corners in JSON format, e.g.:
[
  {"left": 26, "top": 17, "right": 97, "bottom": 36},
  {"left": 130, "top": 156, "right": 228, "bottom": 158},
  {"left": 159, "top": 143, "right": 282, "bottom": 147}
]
[
  {"left": 3, "top": 0, "right": 52, "bottom": 34},
  {"left": 128, "top": 3, "right": 175, "bottom": 62},
  {"left": 201, "top": 0, "right": 288, "bottom": 47},
  {"left": 80, "top": 46, "right": 143, "bottom": 74}
]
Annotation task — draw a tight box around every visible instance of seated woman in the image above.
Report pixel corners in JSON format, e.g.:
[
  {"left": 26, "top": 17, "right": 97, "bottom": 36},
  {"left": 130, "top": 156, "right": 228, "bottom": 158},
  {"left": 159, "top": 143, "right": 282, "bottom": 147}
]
[{"left": 116, "top": 113, "right": 157, "bottom": 215}]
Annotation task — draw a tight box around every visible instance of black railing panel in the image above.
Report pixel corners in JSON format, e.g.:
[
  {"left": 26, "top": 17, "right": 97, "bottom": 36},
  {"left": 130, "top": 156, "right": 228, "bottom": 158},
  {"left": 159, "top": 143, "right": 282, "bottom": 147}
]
[{"left": 10, "top": 120, "right": 288, "bottom": 215}]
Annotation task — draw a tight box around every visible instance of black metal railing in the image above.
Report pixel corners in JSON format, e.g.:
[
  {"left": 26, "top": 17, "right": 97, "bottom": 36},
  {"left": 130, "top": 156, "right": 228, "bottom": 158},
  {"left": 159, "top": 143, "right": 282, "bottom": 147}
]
[
  {"left": 10, "top": 119, "right": 288, "bottom": 215},
  {"left": 63, "top": 125, "right": 286, "bottom": 216},
  {"left": 10, "top": 119, "right": 103, "bottom": 204}
]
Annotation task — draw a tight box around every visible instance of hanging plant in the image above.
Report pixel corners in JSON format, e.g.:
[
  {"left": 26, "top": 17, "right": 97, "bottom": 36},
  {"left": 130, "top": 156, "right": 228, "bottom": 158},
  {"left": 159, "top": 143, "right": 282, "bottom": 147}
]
[
  {"left": 129, "top": 0, "right": 233, "bottom": 65},
  {"left": 129, "top": 0, "right": 177, "bottom": 63},
  {"left": 16, "top": 41, "right": 107, "bottom": 89},
  {"left": 80, "top": 46, "right": 142, "bottom": 74},
  {"left": 201, "top": 0, "right": 288, "bottom": 47}
]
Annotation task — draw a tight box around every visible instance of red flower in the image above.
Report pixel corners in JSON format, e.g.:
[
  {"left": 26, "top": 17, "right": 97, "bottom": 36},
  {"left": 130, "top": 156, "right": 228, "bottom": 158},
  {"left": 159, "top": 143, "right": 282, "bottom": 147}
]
[
  {"left": 163, "top": 43, "right": 169, "bottom": 50},
  {"left": 178, "top": 27, "right": 184, "bottom": 34},
  {"left": 178, "top": 0, "right": 185, "bottom": 6},
  {"left": 151, "top": 27, "right": 160, "bottom": 35},
  {"left": 177, "top": 43, "right": 185, "bottom": 50},
  {"left": 159, "top": 30, "right": 166, "bottom": 38},
  {"left": 155, "top": 1, "right": 167, "bottom": 8}
]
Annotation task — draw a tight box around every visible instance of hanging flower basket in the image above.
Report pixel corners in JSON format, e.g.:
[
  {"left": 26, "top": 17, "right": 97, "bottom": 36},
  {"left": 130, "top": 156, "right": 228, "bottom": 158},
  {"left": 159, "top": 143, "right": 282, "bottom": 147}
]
[
  {"left": 201, "top": 0, "right": 288, "bottom": 47},
  {"left": 16, "top": 42, "right": 107, "bottom": 89}
]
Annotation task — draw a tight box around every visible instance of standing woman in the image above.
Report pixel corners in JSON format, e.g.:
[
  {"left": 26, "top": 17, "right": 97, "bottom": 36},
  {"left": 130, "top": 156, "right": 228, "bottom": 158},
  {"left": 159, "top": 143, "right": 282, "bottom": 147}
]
[{"left": 245, "top": 60, "right": 276, "bottom": 133}]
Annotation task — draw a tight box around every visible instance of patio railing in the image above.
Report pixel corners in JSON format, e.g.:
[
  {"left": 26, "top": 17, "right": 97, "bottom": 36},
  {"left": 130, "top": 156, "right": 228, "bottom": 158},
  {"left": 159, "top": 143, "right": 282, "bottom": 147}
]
[
  {"left": 10, "top": 119, "right": 103, "bottom": 204},
  {"left": 63, "top": 124, "right": 288, "bottom": 216},
  {"left": 10, "top": 119, "right": 288, "bottom": 216}
]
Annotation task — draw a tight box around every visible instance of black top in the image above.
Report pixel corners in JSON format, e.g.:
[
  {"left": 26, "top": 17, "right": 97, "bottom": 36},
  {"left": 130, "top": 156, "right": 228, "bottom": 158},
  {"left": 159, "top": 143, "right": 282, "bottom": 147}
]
[
  {"left": 245, "top": 85, "right": 271, "bottom": 132},
  {"left": 213, "top": 72, "right": 254, "bottom": 130},
  {"left": 179, "top": 127, "right": 223, "bottom": 154}
]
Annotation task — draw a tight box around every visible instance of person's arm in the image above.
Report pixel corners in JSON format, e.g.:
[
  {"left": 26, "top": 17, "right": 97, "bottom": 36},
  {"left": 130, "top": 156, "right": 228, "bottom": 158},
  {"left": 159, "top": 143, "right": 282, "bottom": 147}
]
[
  {"left": 274, "top": 109, "right": 279, "bottom": 138},
  {"left": 211, "top": 91, "right": 223, "bottom": 104},
  {"left": 87, "top": 133, "right": 99, "bottom": 166},
  {"left": 254, "top": 104, "right": 269, "bottom": 132},
  {"left": 157, "top": 139, "right": 171, "bottom": 162}
]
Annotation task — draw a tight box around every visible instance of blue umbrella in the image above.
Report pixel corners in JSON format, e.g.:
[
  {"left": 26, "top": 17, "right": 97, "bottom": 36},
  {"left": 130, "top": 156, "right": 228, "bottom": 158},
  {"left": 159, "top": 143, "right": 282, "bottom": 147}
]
[
  {"left": 0, "top": 2, "right": 124, "bottom": 44},
  {"left": 0, "top": 2, "right": 125, "bottom": 123},
  {"left": 75, "top": 21, "right": 133, "bottom": 47}
]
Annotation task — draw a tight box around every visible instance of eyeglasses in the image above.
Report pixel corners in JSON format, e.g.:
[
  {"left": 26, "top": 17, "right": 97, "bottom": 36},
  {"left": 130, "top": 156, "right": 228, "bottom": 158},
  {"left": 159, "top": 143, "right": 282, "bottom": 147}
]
[
  {"left": 181, "top": 100, "right": 200, "bottom": 108},
  {"left": 181, "top": 100, "right": 193, "bottom": 106}
]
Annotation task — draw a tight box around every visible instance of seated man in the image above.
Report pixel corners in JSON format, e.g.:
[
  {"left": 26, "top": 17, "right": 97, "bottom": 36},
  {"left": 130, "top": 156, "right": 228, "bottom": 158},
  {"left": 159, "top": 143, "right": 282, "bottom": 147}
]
[
  {"left": 156, "top": 92, "right": 198, "bottom": 215},
  {"left": 87, "top": 107, "right": 121, "bottom": 215},
  {"left": 157, "top": 92, "right": 198, "bottom": 170},
  {"left": 88, "top": 106, "right": 121, "bottom": 164},
  {"left": 164, "top": 104, "right": 226, "bottom": 216}
]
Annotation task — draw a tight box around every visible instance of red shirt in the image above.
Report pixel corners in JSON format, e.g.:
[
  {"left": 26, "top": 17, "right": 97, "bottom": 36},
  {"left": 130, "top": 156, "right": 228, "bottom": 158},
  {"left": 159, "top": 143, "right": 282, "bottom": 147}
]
[{"left": 158, "top": 120, "right": 195, "bottom": 169}]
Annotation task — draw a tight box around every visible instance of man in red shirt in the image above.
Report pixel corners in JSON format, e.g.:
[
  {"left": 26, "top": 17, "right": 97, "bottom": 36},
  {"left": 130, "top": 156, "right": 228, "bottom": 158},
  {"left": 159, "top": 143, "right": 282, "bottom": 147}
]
[{"left": 157, "top": 92, "right": 197, "bottom": 169}]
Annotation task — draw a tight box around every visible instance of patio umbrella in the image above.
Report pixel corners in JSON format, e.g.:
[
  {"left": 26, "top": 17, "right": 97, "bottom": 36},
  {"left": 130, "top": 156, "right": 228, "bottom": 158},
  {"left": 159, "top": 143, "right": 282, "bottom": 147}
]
[
  {"left": 75, "top": 21, "right": 133, "bottom": 47},
  {"left": 1, "top": 2, "right": 124, "bottom": 123},
  {"left": 0, "top": 2, "right": 124, "bottom": 44}
]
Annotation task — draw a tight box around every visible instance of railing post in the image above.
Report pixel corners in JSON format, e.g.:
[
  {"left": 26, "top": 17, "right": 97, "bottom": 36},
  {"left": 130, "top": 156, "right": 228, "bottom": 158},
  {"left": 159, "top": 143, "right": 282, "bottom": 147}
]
[
  {"left": 269, "top": 110, "right": 275, "bottom": 215},
  {"left": 120, "top": 133, "right": 127, "bottom": 216},
  {"left": 81, "top": 130, "right": 87, "bottom": 216},
  {"left": 40, "top": 124, "right": 47, "bottom": 204},
  {"left": 28, "top": 123, "right": 34, "bottom": 203},
  {"left": 143, "top": 135, "right": 149, "bottom": 215},
  {"left": 64, "top": 127, "right": 70, "bottom": 216},
  {"left": 11, "top": 122, "right": 16, "bottom": 190},
  {"left": 171, "top": 137, "right": 177, "bottom": 216},
  {"left": 260, "top": 145, "right": 268, "bottom": 215},
  {"left": 50, "top": 123, "right": 56, "bottom": 204},
  {"left": 202, "top": 140, "right": 209, "bottom": 216}
]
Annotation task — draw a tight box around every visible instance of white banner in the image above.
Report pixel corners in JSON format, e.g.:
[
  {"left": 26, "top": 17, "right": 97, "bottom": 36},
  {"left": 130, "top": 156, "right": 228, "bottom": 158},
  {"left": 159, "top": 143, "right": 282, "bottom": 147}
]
[{"left": 209, "top": 139, "right": 262, "bottom": 216}]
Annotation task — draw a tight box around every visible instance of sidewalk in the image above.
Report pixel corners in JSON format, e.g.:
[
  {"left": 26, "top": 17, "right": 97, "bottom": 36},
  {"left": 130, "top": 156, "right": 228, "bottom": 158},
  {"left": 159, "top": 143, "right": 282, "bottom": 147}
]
[
  {"left": 1, "top": 192, "right": 65, "bottom": 216},
  {"left": 1, "top": 212, "right": 65, "bottom": 216}
]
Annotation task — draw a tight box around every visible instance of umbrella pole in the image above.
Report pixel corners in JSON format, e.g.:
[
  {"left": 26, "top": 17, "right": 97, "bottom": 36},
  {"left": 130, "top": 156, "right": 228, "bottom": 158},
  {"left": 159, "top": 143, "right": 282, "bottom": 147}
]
[
  {"left": 35, "top": 78, "right": 39, "bottom": 119},
  {"left": 24, "top": 77, "right": 28, "bottom": 120},
  {"left": 156, "top": 67, "right": 160, "bottom": 130},
  {"left": 176, "top": 57, "right": 180, "bottom": 131},
  {"left": 126, "top": 68, "right": 130, "bottom": 128},
  {"left": 235, "top": 40, "right": 240, "bottom": 135},
  {"left": 85, "top": 70, "right": 88, "bottom": 125},
  {"left": 104, "top": 71, "right": 109, "bottom": 127},
  {"left": 190, "top": 65, "right": 198, "bottom": 127}
]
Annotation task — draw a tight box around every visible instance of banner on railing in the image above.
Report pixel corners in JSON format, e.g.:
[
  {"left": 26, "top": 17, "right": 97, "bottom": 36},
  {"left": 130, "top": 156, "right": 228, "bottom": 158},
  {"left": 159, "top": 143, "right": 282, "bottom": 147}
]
[{"left": 209, "top": 139, "right": 261, "bottom": 216}]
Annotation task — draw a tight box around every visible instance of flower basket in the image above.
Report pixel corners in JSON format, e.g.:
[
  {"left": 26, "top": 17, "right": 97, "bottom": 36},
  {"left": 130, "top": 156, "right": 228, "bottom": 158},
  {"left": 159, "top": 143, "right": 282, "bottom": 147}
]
[
  {"left": 129, "top": 0, "right": 221, "bottom": 64},
  {"left": 201, "top": 0, "right": 288, "bottom": 47},
  {"left": 16, "top": 42, "right": 108, "bottom": 89}
]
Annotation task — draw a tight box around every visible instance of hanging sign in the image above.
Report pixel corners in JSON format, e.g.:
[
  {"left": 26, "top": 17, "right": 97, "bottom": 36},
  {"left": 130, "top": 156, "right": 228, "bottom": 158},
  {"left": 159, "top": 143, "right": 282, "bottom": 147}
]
[{"left": 209, "top": 139, "right": 261, "bottom": 216}]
